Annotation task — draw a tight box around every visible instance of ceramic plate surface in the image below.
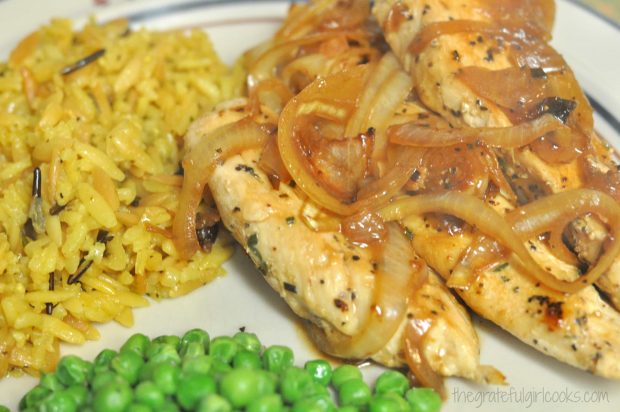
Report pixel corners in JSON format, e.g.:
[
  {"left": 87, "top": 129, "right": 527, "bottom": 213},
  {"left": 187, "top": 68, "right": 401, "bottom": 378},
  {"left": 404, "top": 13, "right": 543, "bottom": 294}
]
[{"left": 0, "top": 1, "right": 619, "bottom": 410}]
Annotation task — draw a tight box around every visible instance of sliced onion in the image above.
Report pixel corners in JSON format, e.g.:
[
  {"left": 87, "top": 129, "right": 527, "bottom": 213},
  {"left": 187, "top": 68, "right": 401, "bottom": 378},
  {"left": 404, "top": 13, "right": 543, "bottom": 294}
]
[
  {"left": 506, "top": 188, "right": 620, "bottom": 289},
  {"left": 279, "top": 66, "right": 420, "bottom": 216},
  {"left": 248, "top": 32, "right": 368, "bottom": 89},
  {"left": 345, "top": 53, "right": 400, "bottom": 129},
  {"left": 274, "top": 0, "right": 339, "bottom": 40},
  {"left": 173, "top": 118, "right": 270, "bottom": 259},
  {"left": 345, "top": 53, "right": 413, "bottom": 165},
  {"left": 403, "top": 320, "right": 446, "bottom": 398},
  {"left": 310, "top": 223, "right": 428, "bottom": 359},
  {"left": 378, "top": 190, "right": 620, "bottom": 294},
  {"left": 388, "top": 114, "right": 565, "bottom": 149}
]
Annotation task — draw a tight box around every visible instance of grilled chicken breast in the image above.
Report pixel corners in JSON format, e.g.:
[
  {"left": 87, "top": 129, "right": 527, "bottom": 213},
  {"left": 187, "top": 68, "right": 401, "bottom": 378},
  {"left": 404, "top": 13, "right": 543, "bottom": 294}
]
[{"left": 373, "top": 0, "right": 620, "bottom": 377}]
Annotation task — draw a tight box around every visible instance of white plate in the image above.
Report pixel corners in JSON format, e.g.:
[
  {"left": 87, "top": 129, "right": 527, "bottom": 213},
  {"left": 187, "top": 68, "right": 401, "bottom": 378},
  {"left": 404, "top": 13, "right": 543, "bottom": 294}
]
[{"left": 1, "top": 1, "right": 619, "bottom": 411}]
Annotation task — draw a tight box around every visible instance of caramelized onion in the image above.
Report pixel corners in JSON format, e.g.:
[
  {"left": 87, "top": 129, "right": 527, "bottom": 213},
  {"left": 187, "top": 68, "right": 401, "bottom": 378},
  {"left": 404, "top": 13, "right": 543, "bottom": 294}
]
[
  {"left": 279, "top": 66, "right": 421, "bottom": 215},
  {"left": 248, "top": 32, "right": 368, "bottom": 89},
  {"left": 506, "top": 189, "right": 620, "bottom": 291},
  {"left": 173, "top": 118, "right": 270, "bottom": 259},
  {"left": 310, "top": 223, "right": 428, "bottom": 359},
  {"left": 258, "top": 136, "right": 291, "bottom": 187},
  {"left": 403, "top": 320, "right": 446, "bottom": 398},
  {"left": 345, "top": 53, "right": 413, "bottom": 164},
  {"left": 378, "top": 190, "right": 620, "bottom": 293},
  {"left": 388, "top": 114, "right": 565, "bottom": 149}
]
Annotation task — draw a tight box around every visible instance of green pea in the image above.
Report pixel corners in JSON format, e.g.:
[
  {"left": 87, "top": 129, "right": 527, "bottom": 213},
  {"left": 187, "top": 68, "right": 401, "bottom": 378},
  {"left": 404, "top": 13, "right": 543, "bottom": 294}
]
[
  {"left": 209, "top": 357, "right": 232, "bottom": 378},
  {"left": 338, "top": 379, "right": 371, "bottom": 406},
  {"left": 233, "top": 350, "right": 262, "bottom": 370},
  {"left": 336, "top": 407, "right": 359, "bottom": 412},
  {"left": 176, "top": 372, "right": 217, "bottom": 410},
  {"left": 92, "top": 382, "right": 132, "bottom": 412},
  {"left": 160, "top": 400, "right": 181, "bottom": 412},
  {"left": 262, "top": 346, "right": 294, "bottom": 374},
  {"left": 153, "top": 335, "right": 181, "bottom": 349},
  {"left": 304, "top": 360, "right": 332, "bottom": 386},
  {"left": 368, "top": 396, "right": 401, "bottom": 412},
  {"left": 182, "top": 354, "right": 213, "bottom": 375},
  {"left": 135, "top": 381, "right": 166, "bottom": 408},
  {"left": 198, "top": 393, "right": 233, "bottom": 412},
  {"left": 147, "top": 343, "right": 181, "bottom": 366},
  {"left": 180, "top": 329, "right": 210, "bottom": 355},
  {"left": 120, "top": 333, "right": 150, "bottom": 358},
  {"left": 209, "top": 336, "right": 239, "bottom": 364},
  {"left": 39, "top": 373, "right": 65, "bottom": 392},
  {"left": 110, "top": 350, "right": 144, "bottom": 385},
  {"left": 382, "top": 393, "right": 411, "bottom": 412},
  {"left": 55, "top": 355, "right": 93, "bottom": 386},
  {"left": 94, "top": 349, "right": 117, "bottom": 372},
  {"left": 91, "top": 370, "right": 128, "bottom": 392},
  {"left": 233, "top": 332, "right": 262, "bottom": 353},
  {"left": 138, "top": 361, "right": 156, "bottom": 382},
  {"left": 0, "top": 406, "right": 10, "bottom": 412},
  {"left": 63, "top": 385, "right": 89, "bottom": 408},
  {"left": 40, "top": 390, "right": 77, "bottom": 412},
  {"left": 331, "top": 365, "right": 362, "bottom": 390},
  {"left": 247, "top": 394, "right": 283, "bottom": 412},
  {"left": 220, "top": 368, "right": 261, "bottom": 408},
  {"left": 126, "top": 403, "right": 152, "bottom": 412},
  {"left": 405, "top": 388, "right": 442, "bottom": 412},
  {"left": 281, "top": 367, "right": 317, "bottom": 403},
  {"left": 374, "top": 371, "right": 409, "bottom": 397},
  {"left": 181, "top": 341, "right": 206, "bottom": 359},
  {"left": 291, "top": 394, "right": 336, "bottom": 412},
  {"left": 255, "top": 370, "right": 278, "bottom": 396},
  {"left": 310, "top": 382, "right": 330, "bottom": 397},
  {"left": 21, "top": 385, "right": 50, "bottom": 408},
  {"left": 152, "top": 361, "right": 181, "bottom": 395}
]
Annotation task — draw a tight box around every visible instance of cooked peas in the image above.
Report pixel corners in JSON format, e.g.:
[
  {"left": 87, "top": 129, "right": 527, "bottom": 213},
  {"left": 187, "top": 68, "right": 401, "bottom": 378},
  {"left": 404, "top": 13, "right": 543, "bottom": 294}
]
[
  {"left": 94, "top": 349, "right": 117, "bottom": 372},
  {"left": 262, "top": 345, "right": 294, "bottom": 374},
  {"left": 280, "top": 367, "right": 316, "bottom": 403},
  {"left": 234, "top": 350, "right": 263, "bottom": 370},
  {"left": 19, "top": 329, "right": 442, "bottom": 411},
  {"left": 234, "top": 332, "right": 262, "bottom": 353},
  {"left": 39, "top": 372, "right": 65, "bottom": 392},
  {"left": 135, "top": 381, "right": 166, "bottom": 408},
  {"left": 331, "top": 365, "right": 362, "bottom": 390},
  {"left": 304, "top": 360, "right": 332, "bottom": 387},
  {"left": 198, "top": 394, "right": 232, "bottom": 412},
  {"left": 56, "top": 355, "right": 93, "bottom": 386},
  {"left": 152, "top": 362, "right": 181, "bottom": 395},
  {"left": 92, "top": 382, "right": 132, "bottom": 412},
  {"left": 180, "top": 329, "right": 211, "bottom": 356},
  {"left": 374, "top": 371, "right": 409, "bottom": 396},
  {"left": 176, "top": 373, "right": 217, "bottom": 410},
  {"left": 210, "top": 337, "right": 239, "bottom": 363},
  {"left": 246, "top": 394, "right": 284, "bottom": 412},
  {"left": 291, "top": 394, "right": 336, "bottom": 412},
  {"left": 110, "top": 350, "right": 144, "bottom": 385},
  {"left": 405, "top": 388, "right": 442, "bottom": 412},
  {"left": 338, "top": 379, "right": 371, "bottom": 406},
  {"left": 121, "top": 333, "right": 150, "bottom": 357},
  {"left": 368, "top": 395, "right": 401, "bottom": 412}
]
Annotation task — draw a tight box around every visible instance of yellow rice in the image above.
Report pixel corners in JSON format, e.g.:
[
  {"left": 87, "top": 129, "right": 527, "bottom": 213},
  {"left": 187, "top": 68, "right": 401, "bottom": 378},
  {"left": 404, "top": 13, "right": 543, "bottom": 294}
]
[{"left": 0, "top": 18, "right": 243, "bottom": 377}]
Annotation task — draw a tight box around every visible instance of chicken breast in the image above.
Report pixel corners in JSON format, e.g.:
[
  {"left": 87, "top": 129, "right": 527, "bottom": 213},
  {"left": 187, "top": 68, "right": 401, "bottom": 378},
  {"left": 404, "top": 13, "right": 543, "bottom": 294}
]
[
  {"left": 373, "top": 0, "right": 620, "bottom": 377},
  {"left": 185, "top": 103, "right": 499, "bottom": 384}
]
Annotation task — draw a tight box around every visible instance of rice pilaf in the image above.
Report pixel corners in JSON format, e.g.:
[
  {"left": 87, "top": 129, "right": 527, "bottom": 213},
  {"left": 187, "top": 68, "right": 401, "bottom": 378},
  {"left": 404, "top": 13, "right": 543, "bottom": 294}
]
[{"left": 0, "top": 18, "right": 242, "bottom": 377}]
